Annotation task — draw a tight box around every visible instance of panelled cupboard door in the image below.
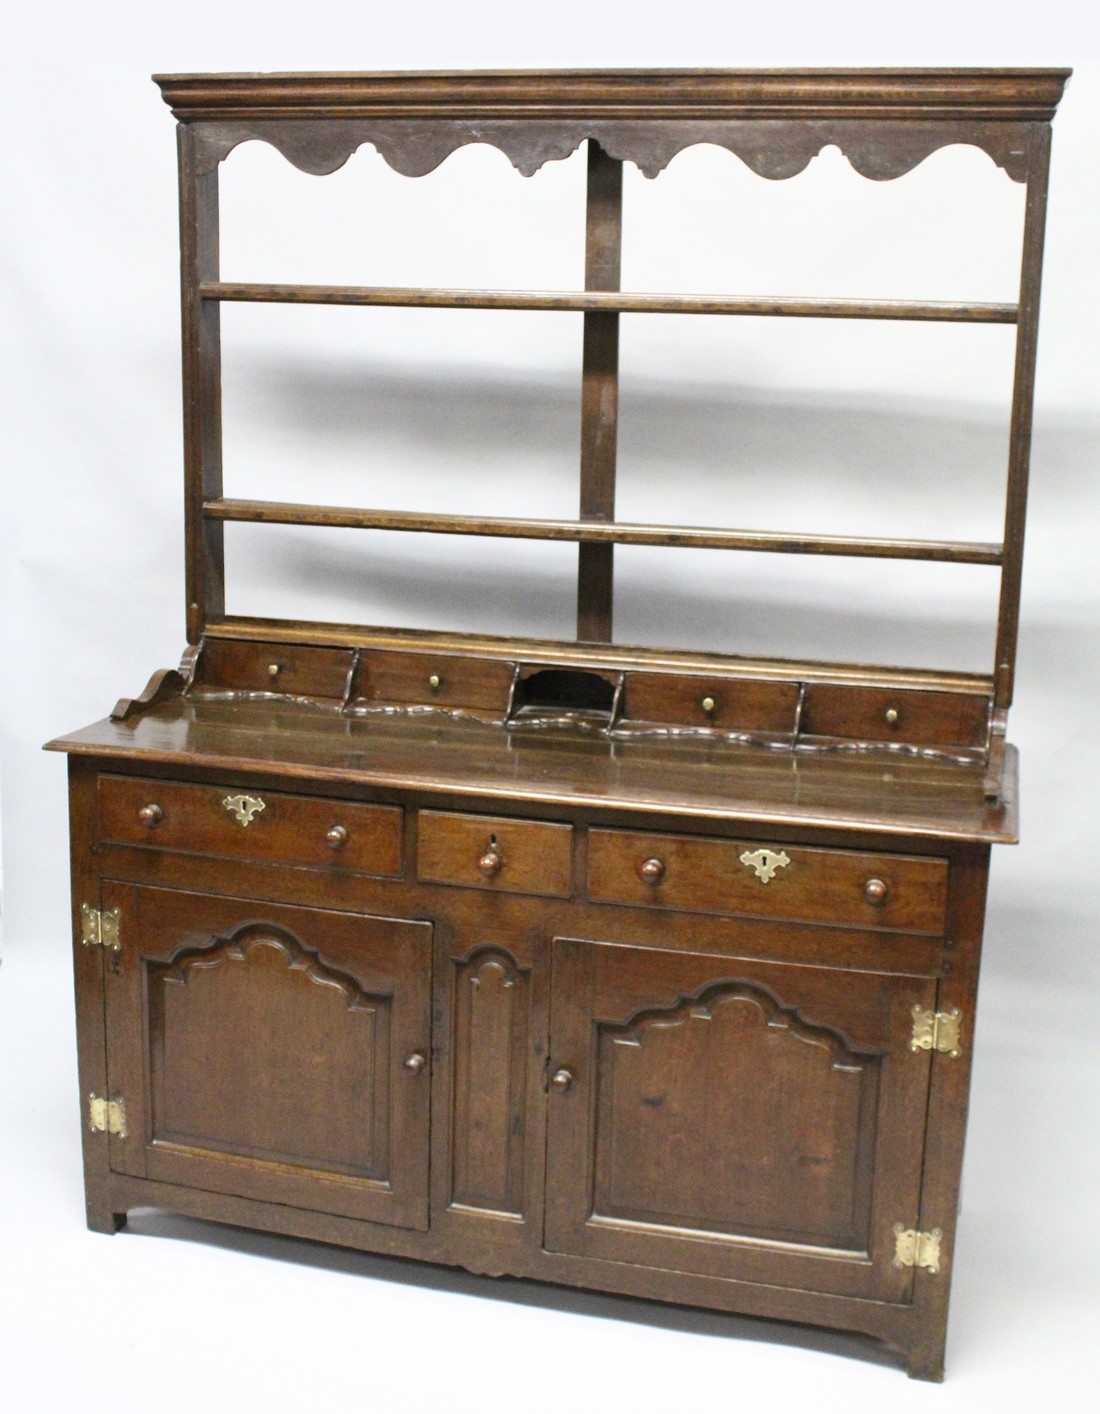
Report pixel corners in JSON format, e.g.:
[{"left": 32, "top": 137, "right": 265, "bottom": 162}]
[
  {"left": 102, "top": 882, "right": 432, "bottom": 1228},
  {"left": 545, "top": 937, "right": 935, "bottom": 1302}
]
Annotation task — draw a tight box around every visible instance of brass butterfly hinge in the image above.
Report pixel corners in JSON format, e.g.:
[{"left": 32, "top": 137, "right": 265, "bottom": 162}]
[
  {"left": 739, "top": 848, "right": 790, "bottom": 883},
  {"left": 910, "top": 1005, "right": 963, "bottom": 1058},
  {"left": 81, "top": 904, "right": 121, "bottom": 951},
  {"left": 88, "top": 1094, "right": 127, "bottom": 1139},
  {"left": 893, "top": 1224, "right": 943, "bottom": 1274}
]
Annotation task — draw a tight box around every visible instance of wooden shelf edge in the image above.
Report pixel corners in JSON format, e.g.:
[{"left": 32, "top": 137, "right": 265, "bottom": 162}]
[
  {"left": 206, "top": 499, "right": 1004, "bottom": 567},
  {"left": 202, "top": 282, "right": 1019, "bottom": 324}
]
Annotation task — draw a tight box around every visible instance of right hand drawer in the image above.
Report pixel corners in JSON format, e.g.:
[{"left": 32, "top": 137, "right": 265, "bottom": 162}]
[{"left": 586, "top": 828, "right": 948, "bottom": 934}]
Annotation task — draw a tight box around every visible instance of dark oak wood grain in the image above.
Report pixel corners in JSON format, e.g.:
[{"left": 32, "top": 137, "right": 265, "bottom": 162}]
[
  {"left": 97, "top": 773, "right": 404, "bottom": 876},
  {"left": 544, "top": 937, "right": 933, "bottom": 1299},
  {"left": 47, "top": 695, "right": 1019, "bottom": 844},
  {"left": 200, "top": 637, "right": 355, "bottom": 698},
  {"left": 359, "top": 649, "right": 515, "bottom": 713},
  {"left": 47, "top": 66, "right": 1069, "bottom": 1383},
  {"left": 586, "top": 826, "right": 949, "bottom": 932},
  {"left": 624, "top": 671, "right": 802, "bottom": 733},
  {"left": 577, "top": 142, "right": 622, "bottom": 642},
  {"left": 103, "top": 883, "right": 432, "bottom": 1225},
  {"left": 205, "top": 498, "right": 1005, "bottom": 565},
  {"left": 202, "top": 281, "right": 1020, "bottom": 323},
  {"left": 418, "top": 810, "right": 573, "bottom": 897}
]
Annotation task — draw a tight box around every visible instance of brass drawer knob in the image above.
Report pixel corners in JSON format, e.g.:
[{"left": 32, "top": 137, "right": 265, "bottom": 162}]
[
  {"left": 700, "top": 695, "right": 716, "bottom": 714},
  {"left": 138, "top": 803, "right": 163, "bottom": 829},
  {"left": 428, "top": 673, "right": 442, "bottom": 691},
  {"left": 885, "top": 707, "right": 899, "bottom": 726},
  {"left": 326, "top": 825, "right": 349, "bottom": 850},
  {"left": 638, "top": 857, "right": 666, "bottom": 885},
  {"left": 551, "top": 1067, "right": 575, "bottom": 1092},
  {"left": 268, "top": 662, "right": 282, "bottom": 679},
  {"left": 864, "top": 877, "right": 890, "bottom": 906},
  {"left": 404, "top": 1051, "right": 427, "bottom": 1075},
  {"left": 478, "top": 849, "right": 504, "bottom": 877}
]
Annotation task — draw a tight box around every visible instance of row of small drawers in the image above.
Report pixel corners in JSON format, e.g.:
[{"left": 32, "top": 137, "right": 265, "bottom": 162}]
[
  {"left": 203, "top": 639, "right": 991, "bottom": 749},
  {"left": 96, "top": 776, "right": 948, "bottom": 934}
]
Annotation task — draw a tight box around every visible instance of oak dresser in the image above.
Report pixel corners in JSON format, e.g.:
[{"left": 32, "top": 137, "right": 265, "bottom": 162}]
[{"left": 47, "top": 68, "right": 1070, "bottom": 1379}]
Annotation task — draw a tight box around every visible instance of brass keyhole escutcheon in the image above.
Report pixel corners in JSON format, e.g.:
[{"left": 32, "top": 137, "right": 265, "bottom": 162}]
[
  {"left": 739, "top": 847, "right": 790, "bottom": 883},
  {"left": 222, "top": 794, "right": 266, "bottom": 827}
]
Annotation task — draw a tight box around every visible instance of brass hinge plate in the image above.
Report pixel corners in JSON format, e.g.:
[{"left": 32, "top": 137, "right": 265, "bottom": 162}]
[
  {"left": 88, "top": 1094, "right": 127, "bottom": 1138},
  {"left": 910, "top": 1005, "right": 962, "bottom": 1058},
  {"left": 893, "top": 1224, "right": 943, "bottom": 1273},
  {"left": 81, "top": 904, "right": 121, "bottom": 951}
]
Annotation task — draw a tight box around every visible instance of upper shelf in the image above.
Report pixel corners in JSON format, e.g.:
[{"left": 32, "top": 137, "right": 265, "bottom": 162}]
[{"left": 153, "top": 68, "right": 1071, "bottom": 181}]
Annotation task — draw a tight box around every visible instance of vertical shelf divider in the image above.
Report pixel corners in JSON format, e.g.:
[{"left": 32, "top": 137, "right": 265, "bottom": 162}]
[{"left": 577, "top": 141, "right": 623, "bottom": 644}]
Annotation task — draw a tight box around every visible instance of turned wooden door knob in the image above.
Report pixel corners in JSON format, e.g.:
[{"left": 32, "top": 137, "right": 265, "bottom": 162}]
[
  {"left": 864, "top": 877, "right": 890, "bottom": 905},
  {"left": 638, "top": 857, "right": 665, "bottom": 884},
  {"left": 478, "top": 849, "right": 504, "bottom": 877}
]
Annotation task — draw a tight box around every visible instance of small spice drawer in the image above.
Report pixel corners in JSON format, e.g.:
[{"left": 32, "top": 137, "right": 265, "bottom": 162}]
[
  {"left": 587, "top": 827, "right": 948, "bottom": 934},
  {"left": 417, "top": 810, "right": 573, "bottom": 897},
  {"left": 361, "top": 651, "right": 515, "bottom": 713},
  {"left": 800, "top": 684, "right": 991, "bottom": 749},
  {"left": 201, "top": 638, "right": 355, "bottom": 699},
  {"left": 97, "top": 776, "right": 403, "bottom": 876},
  {"left": 624, "top": 672, "right": 800, "bottom": 734}
]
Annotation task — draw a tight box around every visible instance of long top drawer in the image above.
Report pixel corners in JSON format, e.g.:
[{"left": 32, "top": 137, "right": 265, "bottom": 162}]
[
  {"left": 97, "top": 776, "right": 403, "bottom": 876},
  {"left": 587, "top": 827, "right": 948, "bottom": 934}
]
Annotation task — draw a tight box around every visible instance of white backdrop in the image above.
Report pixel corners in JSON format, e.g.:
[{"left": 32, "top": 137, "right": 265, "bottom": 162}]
[{"left": 1, "top": 7, "right": 1098, "bottom": 1410}]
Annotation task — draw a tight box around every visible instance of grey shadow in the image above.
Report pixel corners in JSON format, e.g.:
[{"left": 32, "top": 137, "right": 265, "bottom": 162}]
[
  {"left": 224, "top": 356, "right": 1095, "bottom": 667},
  {"left": 123, "top": 1208, "right": 902, "bottom": 1374}
]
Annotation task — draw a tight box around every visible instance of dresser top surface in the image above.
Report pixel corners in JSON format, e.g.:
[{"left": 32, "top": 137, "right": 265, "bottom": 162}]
[{"left": 47, "top": 697, "right": 1017, "bottom": 845}]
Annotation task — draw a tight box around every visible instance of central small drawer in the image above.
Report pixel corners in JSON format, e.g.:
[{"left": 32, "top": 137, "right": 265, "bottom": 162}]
[
  {"left": 97, "top": 776, "right": 403, "bottom": 876},
  {"left": 417, "top": 811, "right": 573, "bottom": 897},
  {"left": 587, "top": 828, "right": 948, "bottom": 934}
]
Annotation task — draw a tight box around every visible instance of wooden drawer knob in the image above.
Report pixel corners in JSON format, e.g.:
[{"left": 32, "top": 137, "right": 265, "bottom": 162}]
[
  {"left": 638, "top": 857, "right": 666, "bottom": 885},
  {"left": 478, "top": 849, "right": 504, "bottom": 877},
  {"left": 551, "top": 1067, "right": 575, "bottom": 1092},
  {"left": 138, "top": 803, "right": 163, "bottom": 828},
  {"left": 864, "top": 877, "right": 890, "bottom": 906},
  {"left": 326, "top": 825, "right": 349, "bottom": 850}
]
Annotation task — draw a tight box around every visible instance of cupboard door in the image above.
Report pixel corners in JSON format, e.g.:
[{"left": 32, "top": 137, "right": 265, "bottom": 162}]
[
  {"left": 102, "top": 882, "right": 432, "bottom": 1229},
  {"left": 545, "top": 937, "right": 935, "bottom": 1301}
]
